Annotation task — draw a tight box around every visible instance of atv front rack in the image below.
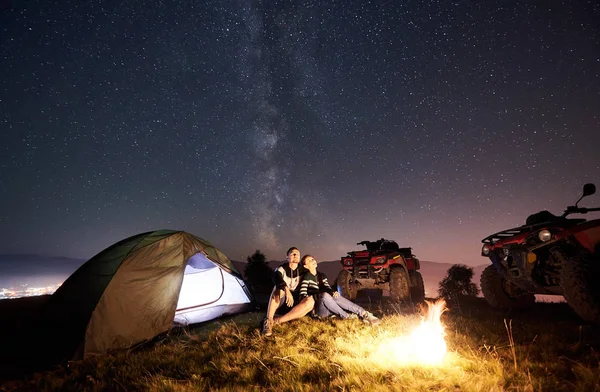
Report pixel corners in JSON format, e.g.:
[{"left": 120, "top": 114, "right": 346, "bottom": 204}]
[
  {"left": 482, "top": 227, "right": 528, "bottom": 245},
  {"left": 482, "top": 218, "right": 589, "bottom": 245}
]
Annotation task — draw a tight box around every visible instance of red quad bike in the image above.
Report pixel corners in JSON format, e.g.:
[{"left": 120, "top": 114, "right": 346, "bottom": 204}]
[
  {"left": 480, "top": 183, "right": 600, "bottom": 323},
  {"left": 336, "top": 238, "right": 425, "bottom": 302}
]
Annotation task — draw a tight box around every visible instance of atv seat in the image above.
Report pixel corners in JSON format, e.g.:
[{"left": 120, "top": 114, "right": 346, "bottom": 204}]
[
  {"left": 526, "top": 210, "right": 560, "bottom": 225},
  {"left": 525, "top": 210, "right": 586, "bottom": 226}
]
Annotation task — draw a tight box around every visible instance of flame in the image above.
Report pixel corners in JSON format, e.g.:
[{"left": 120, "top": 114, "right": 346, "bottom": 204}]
[
  {"left": 408, "top": 299, "right": 448, "bottom": 364},
  {"left": 373, "top": 299, "right": 448, "bottom": 366}
]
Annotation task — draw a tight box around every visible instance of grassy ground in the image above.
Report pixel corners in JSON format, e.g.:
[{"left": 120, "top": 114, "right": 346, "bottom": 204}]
[{"left": 1, "top": 296, "right": 599, "bottom": 391}]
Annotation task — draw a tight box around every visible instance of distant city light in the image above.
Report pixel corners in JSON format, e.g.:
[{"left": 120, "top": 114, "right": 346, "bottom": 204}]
[{"left": 0, "top": 283, "right": 62, "bottom": 299}]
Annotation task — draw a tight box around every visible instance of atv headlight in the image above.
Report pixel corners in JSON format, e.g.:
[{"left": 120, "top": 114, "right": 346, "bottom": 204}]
[
  {"left": 538, "top": 230, "right": 552, "bottom": 242},
  {"left": 375, "top": 257, "right": 386, "bottom": 264},
  {"left": 481, "top": 245, "right": 491, "bottom": 256}
]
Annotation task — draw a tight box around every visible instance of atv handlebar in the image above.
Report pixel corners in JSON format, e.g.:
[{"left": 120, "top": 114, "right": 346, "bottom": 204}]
[
  {"left": 579, "top": 207, "right": 600, "bottom": 213},
  {"left": 562, "top": 206, "right": 600, "bottom": 217}
]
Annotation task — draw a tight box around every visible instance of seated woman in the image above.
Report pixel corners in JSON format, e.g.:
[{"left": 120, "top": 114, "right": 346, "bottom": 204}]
[{"left": 299, "top": 255, "right": 381, "bottom": 325}]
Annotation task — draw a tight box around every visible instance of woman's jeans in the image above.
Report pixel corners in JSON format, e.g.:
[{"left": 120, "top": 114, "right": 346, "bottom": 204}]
[{"left": 315, "top": 293, "right": 368, "bottom": 319}]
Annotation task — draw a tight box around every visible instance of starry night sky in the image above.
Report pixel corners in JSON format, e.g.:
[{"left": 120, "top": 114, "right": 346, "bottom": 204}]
[{"left": 1, "top": 1, "right": 599, "bottom": 267}]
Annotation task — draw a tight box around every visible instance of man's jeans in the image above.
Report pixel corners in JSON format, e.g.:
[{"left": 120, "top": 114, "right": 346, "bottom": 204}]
[{"left": 315, "top": 293, "right": 368, "bottom": 319}]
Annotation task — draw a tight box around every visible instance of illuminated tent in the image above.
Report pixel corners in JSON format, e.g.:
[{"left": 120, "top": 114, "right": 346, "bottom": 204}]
[{"left": 39, "top": 230, "right": 253, "bottom": 359}]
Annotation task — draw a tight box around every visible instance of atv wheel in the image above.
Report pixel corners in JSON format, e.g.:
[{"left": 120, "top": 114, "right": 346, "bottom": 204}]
[
  {"left": 410, "top": 271, "right": 425, "bottom": 303},
  {"left": 560, "top": 254, "right": 600, "bottom": 324},
  {"left": 336, "top": 270, "right": 357, "bottom": 300},
  {"left": 480, "top": 265, "right": 535, "bottom": 308},
  {"left": 389, "top": 267, "right": 410, "bottom": 301}
]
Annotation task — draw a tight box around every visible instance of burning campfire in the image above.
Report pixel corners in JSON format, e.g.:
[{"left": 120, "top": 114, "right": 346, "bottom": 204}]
[{"left": 373, "top": 299, "right": 448, "bottom": 366}]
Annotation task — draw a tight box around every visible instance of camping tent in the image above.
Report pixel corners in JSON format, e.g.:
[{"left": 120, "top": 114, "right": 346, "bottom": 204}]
[{"left": 40, "top": 230, "right": 253, "bottom": 359}]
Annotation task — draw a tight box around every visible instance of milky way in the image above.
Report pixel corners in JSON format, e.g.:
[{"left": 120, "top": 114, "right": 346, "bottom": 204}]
[{"left": 1, "top": 1, "right": 599, "bottom": 266}]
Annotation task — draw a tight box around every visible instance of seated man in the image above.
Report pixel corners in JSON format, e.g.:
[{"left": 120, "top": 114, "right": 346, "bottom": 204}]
[
  {"left": 261, "top": 247, "right": 315, "bottom": 336},
  {"left": 299, "top": 255, "right": 381, "bottom": 325}
]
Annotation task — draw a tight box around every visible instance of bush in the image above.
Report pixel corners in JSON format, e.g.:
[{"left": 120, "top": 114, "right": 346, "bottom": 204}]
[
  {"left": 438, "top": 264, "right": 479, "bottom": 303},
  {"left": 243, "top": 250, "right": 273, "bottom": 294}
]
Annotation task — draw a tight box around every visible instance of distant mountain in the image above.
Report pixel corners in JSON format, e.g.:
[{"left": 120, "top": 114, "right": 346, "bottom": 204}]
[
  {"left": 0, "top": 254, "right": 85, "bottom": 288},
  {"left": 2, "top": 255, "right": 560, "bottom": 302},
  {"left": 233, "top": 260, "right": 562, "bottom": 302},
  {"left": 231, "top": 259, "right": 488, "bottom": 298}
]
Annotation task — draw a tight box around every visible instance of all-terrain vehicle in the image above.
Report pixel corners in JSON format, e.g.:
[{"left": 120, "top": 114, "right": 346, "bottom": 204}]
[
  {"left": 336, "top": 238, "right": 425, "bottom": 302},
  {"left": 480, "top": 183, "right": 600, "bottom": 323}
]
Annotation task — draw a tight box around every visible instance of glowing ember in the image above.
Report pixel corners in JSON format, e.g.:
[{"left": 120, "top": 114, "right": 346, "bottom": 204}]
[{"left": 374, "top": 299, "right": 448, "bottom": 366}]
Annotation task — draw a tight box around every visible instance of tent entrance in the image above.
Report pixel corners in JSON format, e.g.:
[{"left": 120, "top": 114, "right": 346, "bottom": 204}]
[
  {"left": 174, "top": 252, "right": 251, "bottom": 326},
  {"left": 176, "top": 253, "right": 226, "bottom": 311}
]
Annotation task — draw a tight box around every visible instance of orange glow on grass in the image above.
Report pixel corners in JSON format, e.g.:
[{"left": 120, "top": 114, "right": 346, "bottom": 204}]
[{"left": 375, "top": 299, "right": 448, "bottom": 366}]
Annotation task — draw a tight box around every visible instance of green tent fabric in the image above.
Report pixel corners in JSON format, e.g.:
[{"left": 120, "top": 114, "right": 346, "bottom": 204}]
[{"left": 39, "top": 230, "right": 252, "bottom": 359}]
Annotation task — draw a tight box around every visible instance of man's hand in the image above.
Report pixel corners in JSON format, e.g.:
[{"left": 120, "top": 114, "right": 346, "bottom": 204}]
[
  {"left": 333, "top": 291, "right": 340, "bottom": 298},
  {"left": 285, "top": 287, "right": 294, "bottom": 307},
  {"left": 272, "top": 288, "right": 281, "bottom": 302}
]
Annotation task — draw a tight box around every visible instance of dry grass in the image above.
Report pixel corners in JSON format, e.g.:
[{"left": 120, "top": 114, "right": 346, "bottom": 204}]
[{"left": 1, "top": 298, "right": 600, "bottom": 391}]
